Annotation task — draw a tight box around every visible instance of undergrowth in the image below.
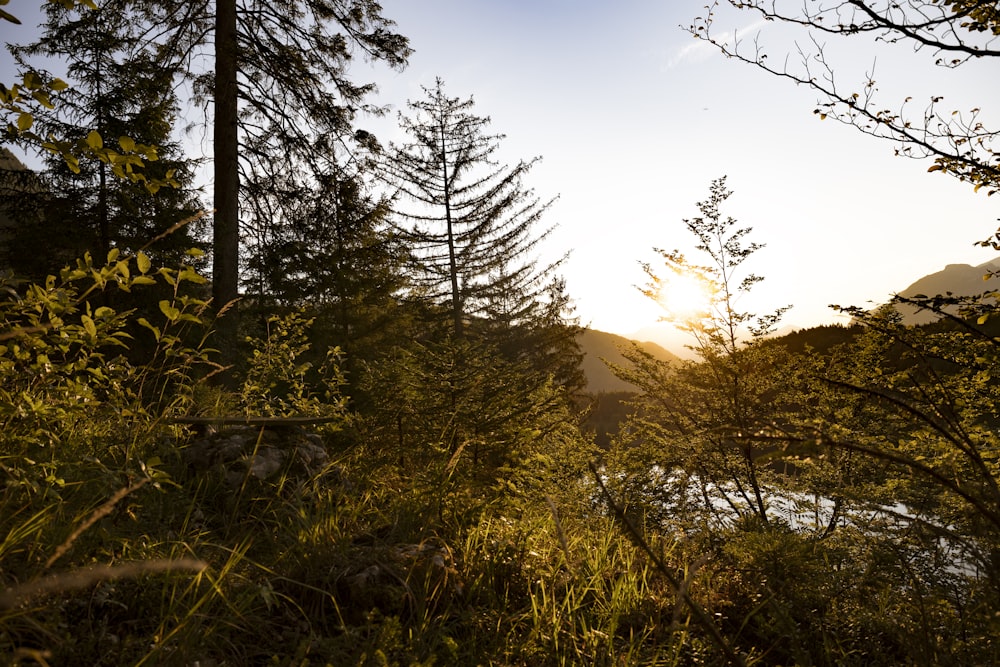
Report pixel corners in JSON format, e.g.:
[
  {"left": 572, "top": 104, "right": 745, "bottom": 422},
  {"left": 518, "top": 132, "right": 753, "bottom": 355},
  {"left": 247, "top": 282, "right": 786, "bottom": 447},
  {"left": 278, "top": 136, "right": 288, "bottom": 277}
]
[
  {"left": 0, "top": 251, "right": 719, "bottom": 666},
  {"left": 5, "top": 248, "right": 992, "bottom": 666}
]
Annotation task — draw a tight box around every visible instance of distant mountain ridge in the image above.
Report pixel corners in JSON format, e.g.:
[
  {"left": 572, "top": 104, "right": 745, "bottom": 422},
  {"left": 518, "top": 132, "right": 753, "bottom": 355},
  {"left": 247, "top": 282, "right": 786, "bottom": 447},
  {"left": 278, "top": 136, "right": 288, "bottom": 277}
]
[
  {"left": 895, "top": 258, "right": 1000, "bottom": 324},
  {"left": 577, "top": 328, "right": 679, "bottom": 393}
]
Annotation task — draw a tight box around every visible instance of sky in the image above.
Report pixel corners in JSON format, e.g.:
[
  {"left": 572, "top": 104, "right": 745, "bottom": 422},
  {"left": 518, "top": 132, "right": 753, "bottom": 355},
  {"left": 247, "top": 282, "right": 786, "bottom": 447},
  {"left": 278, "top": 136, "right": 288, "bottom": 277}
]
[
  {"left": 3, "top": 1, "right": 999, "bottom": 355},
  {"left": 361, "top": 0, "right": 1000, "bottom": 352}
]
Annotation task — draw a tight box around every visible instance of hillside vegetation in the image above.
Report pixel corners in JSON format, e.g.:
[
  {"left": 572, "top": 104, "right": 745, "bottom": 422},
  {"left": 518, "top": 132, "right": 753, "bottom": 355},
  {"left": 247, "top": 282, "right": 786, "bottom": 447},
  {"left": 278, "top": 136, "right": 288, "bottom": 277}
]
[{"left": 3, "top": 1, "right": 1000, "bottom": 665}]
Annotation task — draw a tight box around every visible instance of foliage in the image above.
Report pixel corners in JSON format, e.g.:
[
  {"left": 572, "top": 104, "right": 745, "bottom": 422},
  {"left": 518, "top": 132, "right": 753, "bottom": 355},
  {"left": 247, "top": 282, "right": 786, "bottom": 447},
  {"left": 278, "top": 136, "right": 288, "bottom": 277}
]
[
  {"left": 240, "top": 309, "right": 348, "bottom": 420},
  {"left": 688, "top": 0, "right": 999, "bottom": 196},
  {"left": 4, "top": 0, "right": 204, "bottom": 282},
  {"left": 386, "top": 78, "right": 561, "bottom": 340},
  {"left": 2, "top": 2, "right": 175, "bottom": 193},
  {"left": 604, "top": 178, "right": 1000, "bottom": 665},
  {"left": 5, "top": 2, "right": 1000, "bottom": 662}
]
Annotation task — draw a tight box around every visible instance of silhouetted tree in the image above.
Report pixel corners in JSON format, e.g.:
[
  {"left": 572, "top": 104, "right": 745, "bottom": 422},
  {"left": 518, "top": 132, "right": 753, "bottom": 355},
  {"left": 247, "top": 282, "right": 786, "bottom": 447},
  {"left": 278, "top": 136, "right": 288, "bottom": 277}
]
[
  {"left": 4, "top": 1, "right": 202, "bottom": 280},
  {"left": 689, "top": 1, "right": 999, "bottom": 196},
  {"left": 386, "top": 78, "right": 560, "bottom": 340}
]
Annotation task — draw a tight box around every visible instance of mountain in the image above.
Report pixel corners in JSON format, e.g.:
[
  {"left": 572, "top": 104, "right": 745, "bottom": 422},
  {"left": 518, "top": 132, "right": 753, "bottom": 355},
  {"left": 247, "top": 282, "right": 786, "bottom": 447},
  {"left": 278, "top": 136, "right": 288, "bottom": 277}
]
[
  {"left": 577, "top": 328, "right": 680, "bottom": 393},
  {"left": 895, "top": 258, "right": 1000, "bottom": 325}
]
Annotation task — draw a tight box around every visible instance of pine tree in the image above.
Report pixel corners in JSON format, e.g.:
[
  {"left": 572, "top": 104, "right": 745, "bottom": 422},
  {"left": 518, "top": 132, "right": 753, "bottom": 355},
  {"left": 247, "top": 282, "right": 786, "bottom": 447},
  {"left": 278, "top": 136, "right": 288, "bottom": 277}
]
[
  {"left": 244, "top": 165, "right": 413, "bottom": 394},
  {"left": 386, "top": 78, "right": 559, "bottom": 341},
  {"left": 4, "top": 1, "right": 202, "bottom": 280},
  {"left": 367, "top": 80, "right": 585, "bottom": 483}
]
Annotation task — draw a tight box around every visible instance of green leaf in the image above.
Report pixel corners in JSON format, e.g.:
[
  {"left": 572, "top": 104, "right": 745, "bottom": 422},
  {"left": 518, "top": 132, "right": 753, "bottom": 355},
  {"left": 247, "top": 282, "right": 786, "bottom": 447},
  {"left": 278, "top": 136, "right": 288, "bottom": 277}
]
[
  {"left": 178, "top": 266, "right": 207, "bottom": 284},
  {"left": 136, "top": 251, "right": 151, "bottom": 275},
  {"left": 119, "top": 135, "right": 135, "bottom": 152},
  {"left": 31, "top": 90, "right": 53, "bottom": 109},
  {"left": 0, "top": 8, "right": 22, "bottom": 24},
  {"left": 16, "top": 112, "right": 32, "bottom": 131},
  {"left": 81, "top": 314, "right": 97, "bottom": 338},
  {"left": 86, "top": 130, "right": 103, "bottom": 150},
  {"left": 137, "top": 317, "right": 161, "bottom": 341},
  {"left": 116, "top": 260, "right": 129, "bottom": 281},
  {"left": 159, "top": 300, "right": 180, "bottom": 322}
]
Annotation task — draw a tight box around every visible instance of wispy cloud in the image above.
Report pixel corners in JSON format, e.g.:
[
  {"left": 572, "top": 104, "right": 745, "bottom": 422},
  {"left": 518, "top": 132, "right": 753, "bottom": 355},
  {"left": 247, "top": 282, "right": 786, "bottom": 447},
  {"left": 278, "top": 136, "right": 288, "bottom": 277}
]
[{"left": 664, "top": 18, "right": 770, "bottom": 70}]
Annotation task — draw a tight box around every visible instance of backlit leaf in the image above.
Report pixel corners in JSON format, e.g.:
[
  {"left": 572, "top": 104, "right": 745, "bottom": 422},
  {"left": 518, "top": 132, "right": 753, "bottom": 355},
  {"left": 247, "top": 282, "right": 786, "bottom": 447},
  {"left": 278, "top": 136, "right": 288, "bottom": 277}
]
[
  {"left": 159, "top": 300, "right": 180, "bottom": 322},
  {"left": 81, "top": 314, "right": 97, "bottom": 338}
]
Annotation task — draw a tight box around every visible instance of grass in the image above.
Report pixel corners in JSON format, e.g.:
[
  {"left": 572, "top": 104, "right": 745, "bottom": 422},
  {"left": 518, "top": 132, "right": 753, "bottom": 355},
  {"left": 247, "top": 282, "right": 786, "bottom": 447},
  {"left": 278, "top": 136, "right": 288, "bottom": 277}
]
[{"left": 1, "top": 420, "right": 721, "bottom": 666}]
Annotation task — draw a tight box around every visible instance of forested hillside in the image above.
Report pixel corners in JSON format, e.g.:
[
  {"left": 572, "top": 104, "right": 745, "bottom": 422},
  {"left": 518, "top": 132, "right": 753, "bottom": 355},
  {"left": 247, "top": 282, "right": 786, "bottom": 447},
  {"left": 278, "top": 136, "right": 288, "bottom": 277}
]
[
  {"left": 1, "top": 2, "right": 999, "bottom": 666},
  {"left": 577, "top": 328, "right": 679, "bottom": 393}
]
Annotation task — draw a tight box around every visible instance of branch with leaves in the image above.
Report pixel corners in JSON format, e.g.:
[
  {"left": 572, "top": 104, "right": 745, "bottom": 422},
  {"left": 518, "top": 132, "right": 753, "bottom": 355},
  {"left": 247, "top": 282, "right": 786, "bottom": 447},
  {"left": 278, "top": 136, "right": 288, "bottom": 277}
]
[{"left": 688, "top": 1, "right": 1000, "bottom": 195}]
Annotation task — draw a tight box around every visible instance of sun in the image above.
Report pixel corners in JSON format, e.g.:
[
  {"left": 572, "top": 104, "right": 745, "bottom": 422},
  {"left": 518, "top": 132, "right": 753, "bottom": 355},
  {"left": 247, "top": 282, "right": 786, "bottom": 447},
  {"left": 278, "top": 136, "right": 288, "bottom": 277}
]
[{"left": 657, "top": 271, "right": 715, "bottom": 322}]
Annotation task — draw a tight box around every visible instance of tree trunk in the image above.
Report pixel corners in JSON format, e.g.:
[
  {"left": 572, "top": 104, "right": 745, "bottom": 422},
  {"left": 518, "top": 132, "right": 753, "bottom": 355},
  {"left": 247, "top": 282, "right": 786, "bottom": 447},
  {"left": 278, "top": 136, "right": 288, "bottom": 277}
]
[
  {"left": 213, "top": 0, "right": 240, "bottom": 373},
  {"left": 440, "top": 125, "right": 462, "bottom": 339}
]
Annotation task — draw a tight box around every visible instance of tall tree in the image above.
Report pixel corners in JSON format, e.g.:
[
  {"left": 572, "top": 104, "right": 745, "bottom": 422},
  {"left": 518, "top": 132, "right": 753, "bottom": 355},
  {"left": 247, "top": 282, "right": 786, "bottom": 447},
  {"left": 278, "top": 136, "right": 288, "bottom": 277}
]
[
  {"left": 4, "top": 0, "right": 202, "bottom": 280},
  {"left": 142, "top": 0, "right": 411, "bottom": 359},
  {"left": 386, "top": 78, "right": 560, "bottom": 340},
  {"left": 213, "top": 0, "right": 239, "bottom": 352}
]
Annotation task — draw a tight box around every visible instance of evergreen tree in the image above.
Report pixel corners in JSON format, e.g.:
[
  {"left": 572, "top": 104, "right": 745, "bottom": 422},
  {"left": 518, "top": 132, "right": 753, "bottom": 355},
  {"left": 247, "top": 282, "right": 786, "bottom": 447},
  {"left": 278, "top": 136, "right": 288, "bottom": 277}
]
[
  {"left": 244, "top": 165, "right": 413, "bottom": 394},
  {"left": 140, "top": 0, "right": 411, "bottom": 359},
  {"left": 386, "top": 78, "right": 560, "bottom": 341},
  {"left": 365, "top": 79, "right": 584, "bottom": 485},
  {"left": 3, "top": 1, "right": 202, "bottom": 281}
]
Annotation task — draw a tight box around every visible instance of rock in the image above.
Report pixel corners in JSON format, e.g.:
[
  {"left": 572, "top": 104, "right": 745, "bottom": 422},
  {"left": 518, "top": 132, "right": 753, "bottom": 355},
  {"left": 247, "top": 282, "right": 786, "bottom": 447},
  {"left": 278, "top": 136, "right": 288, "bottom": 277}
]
[{"left": 183, "top": 424, "right": 332, "bottom": 486}]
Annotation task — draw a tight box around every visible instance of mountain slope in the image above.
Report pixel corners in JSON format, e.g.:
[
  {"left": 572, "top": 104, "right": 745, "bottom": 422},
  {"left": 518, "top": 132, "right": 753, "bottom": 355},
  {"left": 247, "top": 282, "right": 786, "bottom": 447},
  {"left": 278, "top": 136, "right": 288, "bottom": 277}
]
[
  {"left": 577, "top": 328, "right": 680, "bottom": 393},
  {"left": 895, "top": 258, "right": 1000, "bottom": 325}
]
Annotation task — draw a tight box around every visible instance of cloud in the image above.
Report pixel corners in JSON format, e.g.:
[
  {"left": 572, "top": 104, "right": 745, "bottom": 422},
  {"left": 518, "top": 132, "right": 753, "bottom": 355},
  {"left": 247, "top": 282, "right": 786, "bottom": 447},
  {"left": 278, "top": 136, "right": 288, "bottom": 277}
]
[{"left": 664, "top": 18, "right": 770, "bottom": 70}]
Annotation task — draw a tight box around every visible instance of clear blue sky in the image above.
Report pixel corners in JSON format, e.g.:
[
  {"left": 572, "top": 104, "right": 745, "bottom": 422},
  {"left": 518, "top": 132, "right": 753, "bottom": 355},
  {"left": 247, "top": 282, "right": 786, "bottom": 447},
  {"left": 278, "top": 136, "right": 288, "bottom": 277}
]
[{"left": 4, "top": 1, "right": 998, "bottom": 353}]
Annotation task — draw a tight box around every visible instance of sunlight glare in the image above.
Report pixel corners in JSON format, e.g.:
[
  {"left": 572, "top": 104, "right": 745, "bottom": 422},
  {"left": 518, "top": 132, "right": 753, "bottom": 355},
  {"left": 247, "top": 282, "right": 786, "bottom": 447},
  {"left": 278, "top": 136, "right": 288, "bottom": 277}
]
[{"left": 657, "top": 271, "right": 714, "bottom": 322}]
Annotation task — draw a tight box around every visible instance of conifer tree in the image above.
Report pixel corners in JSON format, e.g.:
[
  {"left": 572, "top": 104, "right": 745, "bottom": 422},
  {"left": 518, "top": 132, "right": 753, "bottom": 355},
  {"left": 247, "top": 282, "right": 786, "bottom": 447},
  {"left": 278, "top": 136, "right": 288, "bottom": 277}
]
[
  {"left": 244, "top": 164, "right": 413, "bottom": 393},
  {"left": 386, "top": 78, "right": 559, "bottom": 342},
  {"left": 368, "top": 79, "right": 585, "bottom": 482},
  {"left": 4, "top": 1, "right": 202, "bottom": 280}
]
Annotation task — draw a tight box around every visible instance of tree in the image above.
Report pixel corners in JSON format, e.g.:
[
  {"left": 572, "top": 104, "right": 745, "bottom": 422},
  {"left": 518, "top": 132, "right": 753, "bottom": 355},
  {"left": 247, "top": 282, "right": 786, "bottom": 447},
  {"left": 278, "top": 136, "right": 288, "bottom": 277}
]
[
  {"left": 133, "top": 0, "right": 411, "bottom": 361},
  {"left": 5, "top": 0, "right": 202, "bottom": 280},
  {"left": 386, "top": 78, "right": 560, "bottom": 340},
  {"left": 689, "top": 1, "right": 999, "bottom": 196},
  {"left": 243, "top": 166, "right": 413, "bottom": 395},
  {"left": 612, "top": 177, "right": 793, "bottom": 526}
]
